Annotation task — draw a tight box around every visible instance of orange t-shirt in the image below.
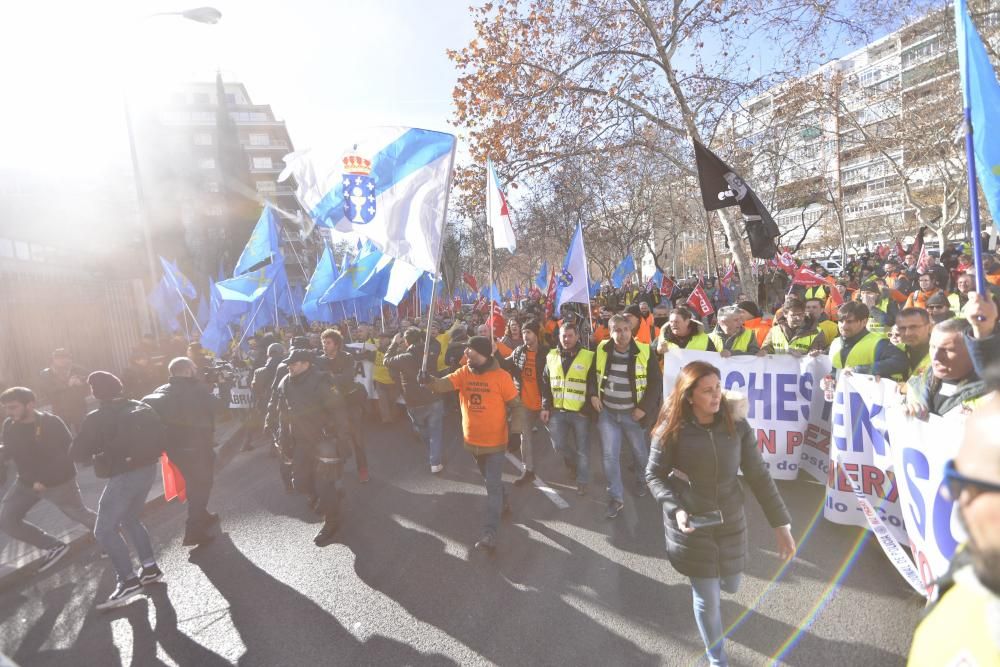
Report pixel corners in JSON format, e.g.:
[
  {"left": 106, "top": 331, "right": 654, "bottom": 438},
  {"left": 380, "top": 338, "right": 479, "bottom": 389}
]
[
  {"left": 447, "top": 364, "right": 518, "bottom": 447},
  {"left": 519, "top": 349, "right": 542, "bottom": 411}
]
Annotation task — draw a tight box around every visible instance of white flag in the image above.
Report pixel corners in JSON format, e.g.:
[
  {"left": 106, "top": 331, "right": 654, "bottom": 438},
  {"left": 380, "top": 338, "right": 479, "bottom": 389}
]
[
  {"left": 486, "top": 160, "right": 516, "bottom": 252},
  {"left": 556, "top": 222, "right": 591, "bottom": 309}
]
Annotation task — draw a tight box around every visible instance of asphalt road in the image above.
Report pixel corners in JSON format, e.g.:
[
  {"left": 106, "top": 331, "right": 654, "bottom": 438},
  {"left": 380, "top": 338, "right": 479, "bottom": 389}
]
[{"left": 0, "top": 411, "right": 924, "bottom": 666}]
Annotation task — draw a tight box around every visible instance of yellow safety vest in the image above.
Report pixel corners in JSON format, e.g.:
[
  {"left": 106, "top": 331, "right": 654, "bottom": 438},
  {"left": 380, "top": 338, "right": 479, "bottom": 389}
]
[
  {"left": 908, "top": 565, "right": 1000, "bottom": 666},
  {"left": 662, "top": 332, "right": 712, "bottom": 352},
  {"left": 947, "top": 293, "right": 962, "bottom": 317},
  {"left": 767, "top": 327, "right": 819, "bottom": 353},
  {"left": 817, "top": 319, "right": 839, "bottom": 343},
  {"left": 546, "top": 348, "right": 594, "bottom": 412},
  {"left": 594, "top": 340, "right": 649, "bottom": 403},
  {"left": 435, "top": 332, "right": 451, "bottom": 372},
  {"left": 829, "top": 331, "right": 884, "bottom": 370},
  {"left": 805, "top": 285, "right": 829, "bottom": 301},
  {"left": 709, "top": 328, "right": 754, "bottom": 353},
  {"left": 373, "top": 350, "right": 394, "bottom": 385}
]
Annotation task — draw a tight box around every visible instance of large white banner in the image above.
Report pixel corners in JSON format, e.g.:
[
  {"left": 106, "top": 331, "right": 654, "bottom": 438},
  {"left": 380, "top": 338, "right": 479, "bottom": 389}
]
[
  {"left": 887, "top": 409, "right": 968, "bottom": 596},
  {"left": 662, "top": 350, "right": 832, "bottom": 481},
  {"left": 826, "top": 373, "right": 907, "bottom": 542}
]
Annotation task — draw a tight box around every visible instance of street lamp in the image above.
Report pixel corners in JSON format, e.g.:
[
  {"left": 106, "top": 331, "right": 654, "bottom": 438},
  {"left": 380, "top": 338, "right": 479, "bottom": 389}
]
[{"left": 125, "top": 6, "right": 221, "bottom": 340}]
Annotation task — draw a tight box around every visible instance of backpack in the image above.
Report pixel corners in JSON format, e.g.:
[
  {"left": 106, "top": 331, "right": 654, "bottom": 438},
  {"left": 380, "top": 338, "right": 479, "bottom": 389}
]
[{"left": 93, "top": 401, "right": 166, "bottom": 478}]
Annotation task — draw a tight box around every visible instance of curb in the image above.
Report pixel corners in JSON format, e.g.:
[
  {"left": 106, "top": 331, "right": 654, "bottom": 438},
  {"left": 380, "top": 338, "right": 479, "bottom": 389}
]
[{"left": 0, "top": 423, "right": 247, "bottom": 593}]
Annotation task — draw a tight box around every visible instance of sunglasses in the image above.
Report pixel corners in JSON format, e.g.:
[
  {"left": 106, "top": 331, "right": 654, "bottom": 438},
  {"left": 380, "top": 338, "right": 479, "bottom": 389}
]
[{"left": 940, "top": 459, "right": 1000, "bottom": 502}]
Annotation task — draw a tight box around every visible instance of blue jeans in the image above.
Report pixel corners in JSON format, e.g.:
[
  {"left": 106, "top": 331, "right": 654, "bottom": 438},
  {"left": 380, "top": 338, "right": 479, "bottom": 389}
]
[
  {"left": 546, "top": 410, "right": 590, "bottom": 484},
  {"left": 597, "top": 409, "right": 649, "bottom": 502},
  {"left": 407, "top": 401, "right": 444, "bottom": 466},
  {"left": 473, "top": 450, "right": 507, "bottom": 538},
  {"left": 94, "top": 464, "right": 157, "bottom": 583},
  {"left": 691, "top": 574, "right": 742, "bottom": 667}
]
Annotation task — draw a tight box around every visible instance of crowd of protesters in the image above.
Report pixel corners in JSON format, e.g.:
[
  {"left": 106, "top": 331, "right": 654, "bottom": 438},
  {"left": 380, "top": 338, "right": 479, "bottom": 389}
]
[{"left": 1, "top": 239, "right": 998, "bottom": 663}]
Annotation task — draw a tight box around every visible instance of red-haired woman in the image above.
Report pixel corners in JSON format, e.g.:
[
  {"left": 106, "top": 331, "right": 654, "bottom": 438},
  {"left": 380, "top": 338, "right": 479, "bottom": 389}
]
[{"left": 646, "top": 361, "right": 796, "bottom": 666}]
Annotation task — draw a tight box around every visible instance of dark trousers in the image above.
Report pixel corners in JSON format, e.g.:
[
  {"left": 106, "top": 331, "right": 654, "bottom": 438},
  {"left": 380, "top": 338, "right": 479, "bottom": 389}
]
[{"left": 169, "top": 449, "right": 215, "bottom": 536}]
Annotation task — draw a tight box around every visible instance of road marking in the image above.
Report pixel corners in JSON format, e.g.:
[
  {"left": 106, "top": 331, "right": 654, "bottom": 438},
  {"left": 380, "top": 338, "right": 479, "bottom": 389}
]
[{"left": 505, "top": 452, "right": 570, "bottom": 510}]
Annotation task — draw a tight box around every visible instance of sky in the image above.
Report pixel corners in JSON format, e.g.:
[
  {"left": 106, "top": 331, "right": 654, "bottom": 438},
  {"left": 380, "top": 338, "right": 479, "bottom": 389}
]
[{"left": 0, "top": 0, "right": 477, "bottom": 170}]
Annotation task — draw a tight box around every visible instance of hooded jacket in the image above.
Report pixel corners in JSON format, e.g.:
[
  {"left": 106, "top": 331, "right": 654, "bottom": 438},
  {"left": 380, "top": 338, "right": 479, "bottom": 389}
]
[{"left": 645, "top": 393, "right": 791, "bottom": 579}]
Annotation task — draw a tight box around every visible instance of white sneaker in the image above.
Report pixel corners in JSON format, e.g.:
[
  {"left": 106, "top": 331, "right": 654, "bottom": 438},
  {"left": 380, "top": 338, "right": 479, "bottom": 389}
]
[{"left": 430, "top": 464, "right": 444, "bottom": 474}]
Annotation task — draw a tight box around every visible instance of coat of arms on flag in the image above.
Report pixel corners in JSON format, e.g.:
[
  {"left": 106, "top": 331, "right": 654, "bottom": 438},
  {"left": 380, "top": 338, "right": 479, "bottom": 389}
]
[
  {"left": 558, "top": 268, "right": 574, "bottom": 287},
  {"left": 343, "top": 147, "right": 376, "bottom": 224}
]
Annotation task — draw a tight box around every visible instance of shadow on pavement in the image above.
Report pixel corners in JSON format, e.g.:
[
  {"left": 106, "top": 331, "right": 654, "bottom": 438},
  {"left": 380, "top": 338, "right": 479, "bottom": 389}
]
[{"left": 189, "top": 532, "right": 457, "bottom": 667}]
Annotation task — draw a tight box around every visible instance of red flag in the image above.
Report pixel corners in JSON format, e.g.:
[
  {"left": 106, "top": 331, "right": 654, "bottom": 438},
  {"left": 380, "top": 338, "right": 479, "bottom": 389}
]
[
  {"left": 544, "top": 269, "right": 558, "bottom": 320},
  {"left": 917, "top": 243, "right": 931, "bottom": 273},
  {"left": 463, "top": 272, "right": 478, "bottom": 292},
  {"left": 161, "top": 453, "right": 187, "bottom": 503},
  {"left": 720, "top": 262, "right": 736, "bottom": 288},
  {"left": 660, "top": 276, "right": 675, "bottom": 297},
  {"left": 686, "top": 282, "right": 715, "bottom": 317},
  {"left": 791, "top": 264, "right": 827, "bottom": 287},
  {"left": 776, "top": 250, "right": 797, "bottom": 276},
  {"left": 828, "top": 282, "right": 844, "bottom": 307},
  {"left": 875, "top": 243, "right": 890, "bottom": 260},
  {"left": 474, "top": 295, "right": 488, "bottom": 313},
  {"left": 529, "top": 285, "right": 542, "bottom": 300},
  {"left": 452, "top": 296, "right": 462, "bottom": 314},
  {"left": 894, "top": 240, "right": 906, "bottom": 261}
]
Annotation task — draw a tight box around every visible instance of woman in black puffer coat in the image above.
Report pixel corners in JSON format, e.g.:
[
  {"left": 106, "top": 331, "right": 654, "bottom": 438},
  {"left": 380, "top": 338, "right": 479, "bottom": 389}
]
[{"left": 646, "top": 360, "right": 796, "bottom": 667}]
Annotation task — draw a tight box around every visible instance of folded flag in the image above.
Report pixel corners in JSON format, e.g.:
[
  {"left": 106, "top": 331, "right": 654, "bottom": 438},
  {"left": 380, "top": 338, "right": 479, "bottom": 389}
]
[{"left": 487, "top": 160, "right": 516, "bottom": 252}]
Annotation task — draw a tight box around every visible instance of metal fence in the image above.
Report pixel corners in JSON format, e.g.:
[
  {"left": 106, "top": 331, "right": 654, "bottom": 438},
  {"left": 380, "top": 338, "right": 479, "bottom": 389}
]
[{"left": 0, "top": 267, "right": 147, "bottom": 391}]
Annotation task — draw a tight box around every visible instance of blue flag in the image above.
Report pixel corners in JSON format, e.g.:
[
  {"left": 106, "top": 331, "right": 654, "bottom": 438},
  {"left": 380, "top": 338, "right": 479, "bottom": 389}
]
[
  {"left": 556, "top": 223, "right": 591, "bottom": 310},
  {"left": 216, "top": 263, "right": 281, "bottom": 303},
  {"left": 535, "top": 261, "right": 549, "bottom": 290},
  {"left": 611, "top": 254, "right": 636, "bottom": 288},
  {"left": 487, "top": 283, "right": 503, "bottom": 304},
  {"left": 956, "top": 0, "right": 1000, "bottom": 228},
  {"left": 234, "top": 206, "right": 282, "bottom": 277},
  {"left": 148, "top": 277, "right": 184, "bottom": 333},
  {"left": 384, "top": 260, "right": 423, "bottom": 306},
  {"left": 159, "top": 257, "right": 197, "bottom": 300},
  {"left": 320, "top": 244, "right": 389, "bottom": 304},
  {"left": 303, "top": 246, "right": 339, "bottom": 322},
  {"left": 589, "top": 279, "right": 602, "bottom": 299}
]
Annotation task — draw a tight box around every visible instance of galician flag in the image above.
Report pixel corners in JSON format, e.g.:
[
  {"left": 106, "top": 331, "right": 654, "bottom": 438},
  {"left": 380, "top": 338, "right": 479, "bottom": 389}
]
[
  {"left": 280, "top": 127, "right": 457, "bottom": 273},
  {"left": 486, "top": 160, "right": 516, "bottom": 252},
  {"left": 556, "top": 222, "right": 591, "bottom": 310}
]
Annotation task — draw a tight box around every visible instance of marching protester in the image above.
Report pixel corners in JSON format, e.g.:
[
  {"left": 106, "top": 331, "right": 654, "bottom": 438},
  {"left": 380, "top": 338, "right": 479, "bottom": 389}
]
[
  {"left": 250, "top": 342, "right": 286, "bottom": 451},
  {"left": 71, "top": 372, "right": 166, "bottom": 610},
  {"left": 655, "top": 307, "right": 717, "bottom": 354},
  {"left": 709, "top": 306, "right": 761, "bottom": 357},
  {"left": 384, "top": 328, "right": 446, "bottom": 473},
  {"left": 0, "top": 387, "right": 97, "bottom": 573},
  {"left": 420, "top": 336, "right": 520, "bottom": 552},
  {"left": 142, "top": 357, "right": 220, "bottom": 547},
  {"left": 371, "top": 331, "right": 400, "bottom": 424},
  {"left": 735, "top": 301, "right": 772, "bottom": 347},
  {"left": 904, "top": 272, "right": 943, "bottom": 310},
  {"left": 502, "top": 319, "right": 549, "bottom": 486},
  {"left": 266, "top": 348, "right": 356, "bottom": 547},
  {"left": 857, "top": 283, "right": 894, "bottom": 334},
  {"left": 924, "top": 291, "right": 954, "bottom": 325},
  {"left": 761, "top": 297, "right": 827, "bottom": 355},
  {"left": 38, "top": 348, "right": 89, "bottom": 436},
  {"left": 904, "top": 319, "right": 988, "bottom": 419},
  {"left": 964, "top": 291, "right": 999, "bottom": 387},
  {"left": 540, "top": 321, "right": 595, "bottom": 496},
  {"left": 804, "top": 297, "right": 839, "bottom": 344},
  {"left": 827, "top": 302, "right": 907, "bottom": 378},
  {"left": 318, "top": 328, "right": 370, "bottom": 483},
  {"left": 592, "top": 314, "right": 661, "bottom": 519},
  {"left": 646, "top": 361, "right": 795, "bottom": 667},
  {"left": 894, "top": 307, "right": 932, "bottom": 380}
]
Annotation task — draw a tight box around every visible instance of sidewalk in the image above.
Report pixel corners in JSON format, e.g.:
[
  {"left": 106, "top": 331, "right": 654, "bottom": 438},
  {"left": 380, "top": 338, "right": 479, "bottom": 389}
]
[{"left": 0, "top": 419, "right": 244, "bottom": 586}]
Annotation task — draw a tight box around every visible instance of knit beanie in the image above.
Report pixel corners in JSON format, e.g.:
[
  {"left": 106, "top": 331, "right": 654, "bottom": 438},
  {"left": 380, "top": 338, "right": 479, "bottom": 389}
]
[
  {"left": 737, "top": 301, "right": 762, "bottom": 318},
  {"left": 88, "top": 371, "right": 123, "bottom": 401},
  {"left": 624, "top": 304, "right": 643, "bottom": 319},
  {"left": 467, "top": 336, "right": 493, "bottom": 359}
]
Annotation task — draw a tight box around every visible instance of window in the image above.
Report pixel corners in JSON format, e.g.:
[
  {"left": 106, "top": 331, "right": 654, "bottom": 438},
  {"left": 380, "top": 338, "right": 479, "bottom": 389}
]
[
  {"left": 29, "top": 243, "right": 46, "bottom": 262},
  {"left": 256, "top": 181, "right": 277, "bottom": 193},
  {"left": 0, "top": 238, "right": 12, "bottom": 258},
  {"left": 206, "top": 181, "right": 220, "bottom": 192},
  {"left": 14, "top": 241, "right": 30, "bottom": 261},
  {"left": 192, "top": 92, "right": 210, "bottom": 104},
  {"left": 198, "top": 158, "right": 216, "bottom": 169},
  {"left": 225, "top": 93, "right": 237, "bottom": 105},
  {"left": 193, "top": 133, "right": 213, "bottom": 146},
  {"left": 252, "top": 156, "right": 273, "bottom": 170},
  {"left": 249, "top": 133, "right": 270, "bottom": 146},
  {"left": 206, "top": 205, "right": 225, "bottom": 217}
]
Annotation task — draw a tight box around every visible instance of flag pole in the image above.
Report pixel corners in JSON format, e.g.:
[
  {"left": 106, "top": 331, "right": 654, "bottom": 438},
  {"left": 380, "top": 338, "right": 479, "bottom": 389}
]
[
  {"left": 958, "top": 15, "right": 987, "bottom": 295},
  {"left": 236, "top": 296, "right": 269, "bottom": 349},
  {"left": 421, "top": 143, "right": 457, "bottom": 373}
]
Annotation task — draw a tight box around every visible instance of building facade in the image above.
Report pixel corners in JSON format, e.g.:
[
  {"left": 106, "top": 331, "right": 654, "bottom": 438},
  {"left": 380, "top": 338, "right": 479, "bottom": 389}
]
[{"left": 720, "top": 3, "right": 999, "bottom": 260}]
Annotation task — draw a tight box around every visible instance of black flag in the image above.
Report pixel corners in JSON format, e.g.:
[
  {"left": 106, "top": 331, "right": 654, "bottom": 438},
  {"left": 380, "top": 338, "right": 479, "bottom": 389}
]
[{"left": 693, "top": 139, "right": 780, "bottom": 259}]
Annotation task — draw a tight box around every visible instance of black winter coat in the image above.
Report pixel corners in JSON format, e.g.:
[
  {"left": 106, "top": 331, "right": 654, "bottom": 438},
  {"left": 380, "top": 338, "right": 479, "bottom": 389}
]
[
  {"left": 71, "top": 399, "right": 165, "bottom": 476},
  {"left": 142, "top": 377, "right": 217, "bottom": 456},
  {"left": 646, "top": 414, "right": 790, "bottom": 579},
  {"left": 267, "top": 368, "right": 356, "bottom": 453},
  {"left": 383, "top": 341, "right": 439, "bottom": 408}
]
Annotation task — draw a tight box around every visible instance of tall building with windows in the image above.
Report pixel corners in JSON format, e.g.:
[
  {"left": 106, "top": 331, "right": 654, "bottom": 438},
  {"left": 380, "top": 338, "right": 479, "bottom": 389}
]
[
  {"left": 137, "top": 75, "right": 314, "bottom": 283},
  {"left": 720, "top": 3, "right": 999, "bottom": 259}
]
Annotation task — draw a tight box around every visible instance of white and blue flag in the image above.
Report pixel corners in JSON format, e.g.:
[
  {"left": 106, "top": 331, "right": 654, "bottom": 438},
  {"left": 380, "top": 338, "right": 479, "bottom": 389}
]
[
  {"left": 280, "top": 127, "right": 457, "bottom": 273},
  {"left": 556, "top": 222, "right": 591, "bottom": 310}
]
